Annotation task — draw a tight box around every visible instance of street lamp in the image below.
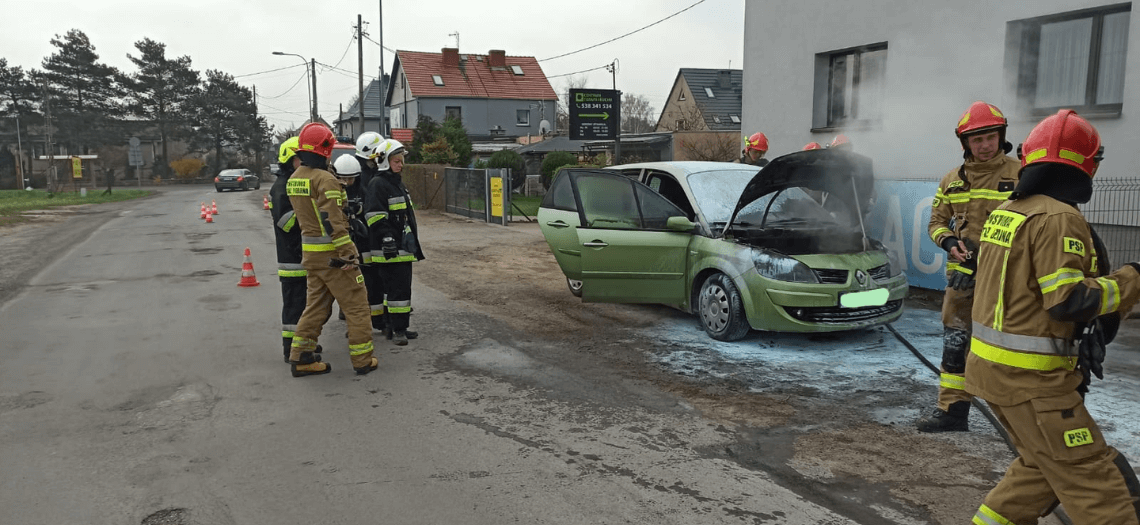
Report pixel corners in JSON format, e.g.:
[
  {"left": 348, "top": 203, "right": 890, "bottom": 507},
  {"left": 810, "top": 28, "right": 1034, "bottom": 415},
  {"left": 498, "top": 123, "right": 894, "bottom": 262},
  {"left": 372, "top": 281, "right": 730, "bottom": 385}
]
[{"left": 272, "top": 51, "right": 315, "bottom": 122}]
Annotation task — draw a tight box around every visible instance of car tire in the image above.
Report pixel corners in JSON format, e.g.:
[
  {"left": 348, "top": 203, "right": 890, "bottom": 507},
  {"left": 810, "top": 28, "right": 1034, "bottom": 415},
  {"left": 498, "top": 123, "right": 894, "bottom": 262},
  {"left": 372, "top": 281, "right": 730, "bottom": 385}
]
[
  {"left": 215, "top": 186, "right": 223, "bottom": 192},
  {"left": 241, "top": 182, "right": 248, "bottom": 191},
  {"left": 567, "top": 278, "right": 583, "bottom": 298},
  {"left": 255, "top": 181, "right": 261, "bottom": 190},
  {"left": 698, "top": 273, "right": 750, "bottom": 342}
]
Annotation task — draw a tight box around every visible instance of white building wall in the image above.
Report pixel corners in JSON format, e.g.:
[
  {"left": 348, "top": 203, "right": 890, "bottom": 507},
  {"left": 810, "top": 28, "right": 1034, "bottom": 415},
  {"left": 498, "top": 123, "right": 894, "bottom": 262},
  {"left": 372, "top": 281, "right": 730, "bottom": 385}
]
[{"left": 744, "top": 0, "right": 1140, "bottom": 181}]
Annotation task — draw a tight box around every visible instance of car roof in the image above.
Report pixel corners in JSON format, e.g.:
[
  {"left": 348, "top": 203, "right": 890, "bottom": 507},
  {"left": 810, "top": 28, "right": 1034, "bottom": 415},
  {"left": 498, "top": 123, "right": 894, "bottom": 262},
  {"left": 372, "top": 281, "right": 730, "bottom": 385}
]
[{"left": 611, "top": 161, "right": 758, "bottom": 176}]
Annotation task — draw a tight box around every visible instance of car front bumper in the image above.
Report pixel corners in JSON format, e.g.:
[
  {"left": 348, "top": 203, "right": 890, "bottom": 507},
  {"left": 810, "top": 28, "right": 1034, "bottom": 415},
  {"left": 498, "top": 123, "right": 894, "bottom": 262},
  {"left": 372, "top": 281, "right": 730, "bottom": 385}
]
[{"left": 741, "top": 272, "right": 909, "bottom": 332}]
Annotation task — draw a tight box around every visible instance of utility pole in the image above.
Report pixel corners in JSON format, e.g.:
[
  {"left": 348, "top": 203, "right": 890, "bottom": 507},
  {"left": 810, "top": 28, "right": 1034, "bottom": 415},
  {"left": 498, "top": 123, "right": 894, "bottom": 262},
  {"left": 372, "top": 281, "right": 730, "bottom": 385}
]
[
  {"left": 606, "top": 60, "right": 621, "bottom": 164},
  {"left": 15, "top": 113, "right": 24, "bottom": 188},
  {"left": 311, "top": 58, "right": 319, "bottom": 123},
  {"left": 253, "top": 85, "right": 262, "bottom": 178},
  {"left": 378, "top": 0, "right": 387, "bottom": 135},
  {"left": 39, "top": 76, "right": 59, "bottom": 192},
  {"left": 357, "top": 14, "right": 365, "bottom": 135}
]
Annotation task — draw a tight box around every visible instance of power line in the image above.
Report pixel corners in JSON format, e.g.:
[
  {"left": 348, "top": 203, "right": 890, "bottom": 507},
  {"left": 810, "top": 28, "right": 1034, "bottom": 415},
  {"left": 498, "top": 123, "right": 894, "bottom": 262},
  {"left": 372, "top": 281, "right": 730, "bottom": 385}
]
[
  {"left": 361, "top": 34, "right": 396, "bottom": 54},
  {"left": 234, "top": 63, "right": 304, "bottom": 79},
  {"left": 259, "top": 71, "right": 309, "bottom": 100},
  {"left": 331, "top": 31, "right": 356, "bottom": 70},
  {"left": 547, "top": 64, "right": 611, "bottom": 79},
  {"left": 539, "top": 0, "right": 708, "bottom": 62}
]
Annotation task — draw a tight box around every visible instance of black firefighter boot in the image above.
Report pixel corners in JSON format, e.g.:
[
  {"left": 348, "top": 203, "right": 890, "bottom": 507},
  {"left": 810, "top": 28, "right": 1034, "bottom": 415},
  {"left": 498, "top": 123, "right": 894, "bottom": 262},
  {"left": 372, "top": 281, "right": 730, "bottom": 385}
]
[{"left": 916, "top": 401, "right": 970, "bottom": 432}]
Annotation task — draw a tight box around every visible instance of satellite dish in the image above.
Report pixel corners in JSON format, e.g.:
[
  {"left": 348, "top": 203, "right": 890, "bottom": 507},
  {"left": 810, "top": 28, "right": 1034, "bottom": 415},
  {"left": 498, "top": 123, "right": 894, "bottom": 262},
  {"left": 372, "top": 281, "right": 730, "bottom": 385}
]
[{"left": 538, "top": 119, "right": 551, "bottom": 134}]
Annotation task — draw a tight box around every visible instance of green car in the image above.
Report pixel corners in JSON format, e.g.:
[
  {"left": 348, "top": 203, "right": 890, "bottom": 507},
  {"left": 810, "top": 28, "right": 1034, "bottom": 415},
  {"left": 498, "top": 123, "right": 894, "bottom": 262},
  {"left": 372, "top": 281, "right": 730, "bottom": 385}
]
[{"left": 538, "top": 149, "right": 908, "bottom": 341}]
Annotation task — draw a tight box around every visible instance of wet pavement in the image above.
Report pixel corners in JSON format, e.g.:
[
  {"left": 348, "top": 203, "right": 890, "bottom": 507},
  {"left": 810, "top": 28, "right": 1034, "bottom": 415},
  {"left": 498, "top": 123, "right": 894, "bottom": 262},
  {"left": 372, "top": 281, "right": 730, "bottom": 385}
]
[{"left": 645, "top": 307, "right": 1140, "bottom": 461}]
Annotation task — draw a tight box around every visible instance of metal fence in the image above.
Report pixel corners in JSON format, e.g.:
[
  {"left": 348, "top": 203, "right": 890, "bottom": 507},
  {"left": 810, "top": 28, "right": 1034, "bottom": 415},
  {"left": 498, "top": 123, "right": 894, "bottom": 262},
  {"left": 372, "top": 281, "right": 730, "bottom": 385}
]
[
  {"left": 444, "top": 167, "right": 511, "bottom": 225},
  {"left": 1086, "top": 177, "right": 1140, "bottom": 267}
]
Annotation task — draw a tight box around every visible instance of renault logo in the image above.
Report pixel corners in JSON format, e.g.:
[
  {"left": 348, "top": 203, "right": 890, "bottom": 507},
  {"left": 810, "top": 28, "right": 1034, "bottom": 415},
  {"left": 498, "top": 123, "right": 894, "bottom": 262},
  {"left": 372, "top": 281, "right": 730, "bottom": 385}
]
[{"left": 855, "top": 270, "right": 867, "bottom": 285}]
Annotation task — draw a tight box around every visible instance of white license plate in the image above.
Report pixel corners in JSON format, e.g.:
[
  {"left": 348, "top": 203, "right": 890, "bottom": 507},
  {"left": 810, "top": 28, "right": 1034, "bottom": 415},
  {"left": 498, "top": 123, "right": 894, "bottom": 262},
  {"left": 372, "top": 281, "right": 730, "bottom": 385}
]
[{"left": 839, "top": 288, "right": 889, "bottom": 308}]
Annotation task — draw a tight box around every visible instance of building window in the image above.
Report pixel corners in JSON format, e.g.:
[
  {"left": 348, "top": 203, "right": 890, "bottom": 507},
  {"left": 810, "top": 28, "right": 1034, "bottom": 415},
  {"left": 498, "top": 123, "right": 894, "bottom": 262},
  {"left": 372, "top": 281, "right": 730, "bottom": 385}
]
[
  {"left": 510, "top": 65, "right": 524, "bottom": 75},
  {"left": 678, "top": 90, "right": 685, "bottom": 101},
  {"left": 517, "top": 109, "right": 530, "bottom": 126},
  {"left": 730, "top": 115, "right": 740, "bottom": 124},
  {"left": 1008, "top": 4, "right": 1129, "bottom": 115},
  {"left": 432, "top": 75, "right": 444, "bottom": 86},
  {"left": 812, "top": 43, "right": 887, "bottom": 129},
  {"left": 704, "top": 87, "right": 715, "bottom": 98},
  {"left": 445, "top": 106, "right": 462, "bottom": 122}
]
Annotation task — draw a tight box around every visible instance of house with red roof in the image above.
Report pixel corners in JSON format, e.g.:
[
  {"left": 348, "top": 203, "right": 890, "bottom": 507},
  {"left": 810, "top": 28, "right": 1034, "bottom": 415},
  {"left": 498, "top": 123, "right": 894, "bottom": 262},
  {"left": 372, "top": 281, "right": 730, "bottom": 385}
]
[{"left": 386, "top": 48, "right": 558, "bottom": 141}]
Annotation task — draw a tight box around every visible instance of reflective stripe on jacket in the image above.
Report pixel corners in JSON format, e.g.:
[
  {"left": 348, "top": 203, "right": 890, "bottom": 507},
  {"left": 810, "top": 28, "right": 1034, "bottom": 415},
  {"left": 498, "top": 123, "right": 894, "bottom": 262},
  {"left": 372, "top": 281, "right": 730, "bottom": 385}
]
[
  {"left": 964, "top": 194, "right": 1140, "bottom": 405},
  {"left": 928, "top": 155, "right": 1020, "bottom": 276}
]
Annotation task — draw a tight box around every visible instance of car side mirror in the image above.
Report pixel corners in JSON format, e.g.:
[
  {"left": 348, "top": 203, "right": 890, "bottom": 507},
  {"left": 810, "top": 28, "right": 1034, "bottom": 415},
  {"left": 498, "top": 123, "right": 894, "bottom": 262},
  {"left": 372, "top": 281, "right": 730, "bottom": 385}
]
[{"left": 666, "top": 216, "right": 696, "bottom": 232}]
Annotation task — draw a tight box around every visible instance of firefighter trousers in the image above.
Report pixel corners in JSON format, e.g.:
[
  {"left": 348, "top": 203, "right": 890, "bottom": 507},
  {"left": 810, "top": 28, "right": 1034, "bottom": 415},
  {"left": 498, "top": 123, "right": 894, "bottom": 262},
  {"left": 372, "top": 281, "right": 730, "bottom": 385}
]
[
  {"left": 361, "top": 264, "right": 387, "bottom": 331},
  {"left": 290, "top": 264, "right": 375, "bottom": 369},
  {"left": 977, "top": 393, "right": 1140, "bottom": 525},
  {"left": 938, "top": 285, "right": 974, "bottom": 411},
  {"left": 280, "top": 275, "right": 307, "bottom": 348},
  {"left": 378, "top": 261, "right": 413, "bottom": 332}
]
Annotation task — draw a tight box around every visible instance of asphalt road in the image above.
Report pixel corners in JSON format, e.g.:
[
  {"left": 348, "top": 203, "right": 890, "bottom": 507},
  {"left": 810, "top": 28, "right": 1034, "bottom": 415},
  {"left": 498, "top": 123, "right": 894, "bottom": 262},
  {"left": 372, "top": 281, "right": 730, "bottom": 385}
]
[
  {"left": 3, "top": 185, "right": 1136, "bottom": 525},
  {"left": 0, "top": 186, "right": 859, "bottom": 525}
]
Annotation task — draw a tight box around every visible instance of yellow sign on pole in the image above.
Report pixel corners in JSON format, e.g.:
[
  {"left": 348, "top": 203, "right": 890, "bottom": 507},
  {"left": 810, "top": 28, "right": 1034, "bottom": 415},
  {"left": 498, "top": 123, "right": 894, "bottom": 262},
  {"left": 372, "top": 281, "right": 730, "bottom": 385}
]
[
  {"left": 490, "top": 176, "right": 503, "bottom": 218},
  {"left": 71, "top": 157, "right": 83, "bottom": 179}
]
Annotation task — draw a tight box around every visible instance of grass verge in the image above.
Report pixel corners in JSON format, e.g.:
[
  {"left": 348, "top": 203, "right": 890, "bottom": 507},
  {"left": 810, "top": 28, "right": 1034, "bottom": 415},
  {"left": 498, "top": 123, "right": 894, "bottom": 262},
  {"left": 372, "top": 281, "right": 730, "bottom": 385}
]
[{"left": 0, "top": 189, "right": 151, "bottom": 225}]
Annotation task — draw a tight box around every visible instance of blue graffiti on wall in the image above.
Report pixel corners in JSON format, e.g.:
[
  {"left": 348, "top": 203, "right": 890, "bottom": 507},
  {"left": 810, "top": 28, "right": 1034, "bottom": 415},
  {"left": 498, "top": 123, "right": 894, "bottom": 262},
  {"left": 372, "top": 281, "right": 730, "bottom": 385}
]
[{"left": 865, "top": 180, "right": 948, "bottom": 290}]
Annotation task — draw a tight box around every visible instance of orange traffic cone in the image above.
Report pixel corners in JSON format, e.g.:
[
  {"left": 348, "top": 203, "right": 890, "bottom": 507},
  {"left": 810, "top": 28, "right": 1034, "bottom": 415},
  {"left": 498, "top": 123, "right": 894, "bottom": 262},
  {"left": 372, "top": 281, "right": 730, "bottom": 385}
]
[
  {"left": 263, "top": 195, "right": 270, "bottom": 210},
  {"left": 205, "top": 210, "right": 213, "bottom": 223},
  {"left": 200, "top": 202, "right": 207, "bottom": 219},
  {"left": 211, "top": 200, "right": 219, "bottom": 215},
  {"left": 237, "top": 247, "right": 260, "bottom": 287}
]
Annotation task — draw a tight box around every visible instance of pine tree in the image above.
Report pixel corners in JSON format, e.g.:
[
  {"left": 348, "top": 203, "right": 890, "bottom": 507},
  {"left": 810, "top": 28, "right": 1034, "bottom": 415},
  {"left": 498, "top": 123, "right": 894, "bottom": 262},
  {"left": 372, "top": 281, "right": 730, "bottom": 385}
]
[
  {"left": 190, "top": 70, "right": 260, "bottom": 175},
  {"left": 0, "top": 58, "right": 39, "bottom": 183},
  {"left": 125, "top": 38, "right": 200, "bottom": 177},
  {"left": 39, "top": 29, "right": 125, "bottom": 152}
]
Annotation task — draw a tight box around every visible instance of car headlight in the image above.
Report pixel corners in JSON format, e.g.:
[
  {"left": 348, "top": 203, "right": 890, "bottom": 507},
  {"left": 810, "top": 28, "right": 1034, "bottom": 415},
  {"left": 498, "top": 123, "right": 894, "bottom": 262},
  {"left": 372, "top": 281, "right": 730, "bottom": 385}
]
[
  {"left": 886, "top": 248, "right": 903, "bottom": 277},
  {"left": 752, "top": 249, "right": 819, "bottom": 283}
]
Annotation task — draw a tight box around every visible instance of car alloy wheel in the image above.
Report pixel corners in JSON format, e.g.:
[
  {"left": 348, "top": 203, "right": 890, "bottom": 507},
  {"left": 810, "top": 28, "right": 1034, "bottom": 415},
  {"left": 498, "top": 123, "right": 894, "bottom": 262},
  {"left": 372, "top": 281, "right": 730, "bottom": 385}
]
[{"left": 698, "top": 273, "right": 750, "bottom": 341}]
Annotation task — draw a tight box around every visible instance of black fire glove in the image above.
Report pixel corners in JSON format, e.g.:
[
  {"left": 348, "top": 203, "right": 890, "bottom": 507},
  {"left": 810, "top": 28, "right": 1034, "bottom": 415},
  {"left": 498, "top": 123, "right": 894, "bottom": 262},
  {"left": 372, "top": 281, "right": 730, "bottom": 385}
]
[
  {"left": 948, "top": 257, "right": 977, "bottom": 290},
  {"left": 1077, "top": 318, "right": 1108, "bottom": 387},
  {"left": 381, "top": 236, "right": 399, "bottom": 260},
  {"left": 349, "top": 218, "right": 368, "bottom": 241}
]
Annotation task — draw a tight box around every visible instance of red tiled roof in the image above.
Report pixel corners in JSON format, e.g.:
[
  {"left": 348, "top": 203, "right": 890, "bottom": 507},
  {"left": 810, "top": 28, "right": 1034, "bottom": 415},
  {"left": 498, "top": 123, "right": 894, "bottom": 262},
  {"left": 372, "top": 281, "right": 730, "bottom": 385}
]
[{"left": 397, "top": 50, "right": 558, "bottom": 101}]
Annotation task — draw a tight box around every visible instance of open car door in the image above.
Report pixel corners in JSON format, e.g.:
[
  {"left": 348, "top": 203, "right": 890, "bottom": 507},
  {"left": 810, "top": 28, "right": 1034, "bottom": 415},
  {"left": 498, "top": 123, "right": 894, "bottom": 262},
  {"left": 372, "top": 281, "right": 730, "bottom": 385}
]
[{"left": 570, "top": 171, "right": 692, "bottom": 304}]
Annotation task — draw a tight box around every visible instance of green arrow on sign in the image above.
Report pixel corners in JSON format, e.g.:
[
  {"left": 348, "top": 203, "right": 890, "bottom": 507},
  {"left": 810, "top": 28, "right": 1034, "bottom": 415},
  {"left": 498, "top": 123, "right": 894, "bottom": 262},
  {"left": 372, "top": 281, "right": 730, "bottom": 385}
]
[{"left": 579, "top": 112, "right": 609, "bottom": 120}]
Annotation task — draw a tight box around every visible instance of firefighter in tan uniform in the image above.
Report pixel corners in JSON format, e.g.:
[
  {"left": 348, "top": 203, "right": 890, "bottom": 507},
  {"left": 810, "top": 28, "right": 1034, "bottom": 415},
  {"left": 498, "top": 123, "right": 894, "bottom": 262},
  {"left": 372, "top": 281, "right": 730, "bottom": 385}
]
[
  {"left": 284, "top": 123, "right": 378, "bottom": 377},
  {"left": 917, "top": 101, "right": 1020, "bottom": 432},
  {"left": 966, "top": 110, "right": 1140, "bottom": 524}
]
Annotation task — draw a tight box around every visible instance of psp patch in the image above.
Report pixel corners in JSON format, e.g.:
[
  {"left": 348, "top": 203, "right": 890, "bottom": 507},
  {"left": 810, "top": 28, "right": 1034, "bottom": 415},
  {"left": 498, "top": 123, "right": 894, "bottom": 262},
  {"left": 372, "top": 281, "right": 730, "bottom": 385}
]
[
  {"left": 1064, "top": 427, "right": 1094, "bottom": 448},
  {"left": 1063, "top": 237, "right": 1086, "bottom": 257}
]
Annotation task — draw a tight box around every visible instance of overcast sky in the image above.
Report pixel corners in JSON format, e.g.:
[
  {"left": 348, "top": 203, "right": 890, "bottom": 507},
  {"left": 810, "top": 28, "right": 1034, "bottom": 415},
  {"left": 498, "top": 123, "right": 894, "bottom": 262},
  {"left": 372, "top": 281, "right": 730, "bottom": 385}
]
[{"left": 0, "top": 0, "right": 744, "bottom": 132}]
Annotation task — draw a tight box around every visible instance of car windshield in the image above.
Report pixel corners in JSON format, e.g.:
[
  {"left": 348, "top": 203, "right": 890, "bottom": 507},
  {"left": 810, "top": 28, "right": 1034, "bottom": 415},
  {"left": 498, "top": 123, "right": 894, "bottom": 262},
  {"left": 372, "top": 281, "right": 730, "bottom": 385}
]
[
  {"left": 686, "top": 168, "right": 765, "bottom": 224},
  {"left": 688, "top": 169, "right": 853, "bottom": 229}
]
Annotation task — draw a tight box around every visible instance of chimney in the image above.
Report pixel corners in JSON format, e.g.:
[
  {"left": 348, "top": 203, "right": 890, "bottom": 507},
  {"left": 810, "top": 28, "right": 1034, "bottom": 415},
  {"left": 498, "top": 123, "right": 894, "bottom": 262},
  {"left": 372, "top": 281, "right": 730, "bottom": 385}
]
[
  {"left": 488, "top": 49, "right": 506, "bottom": 68},
  {"left": 718, "top": 70, "right": 732, "bottom": 89},
  {"left": 442, "top": 48, "right": 459, "bottom": 67}
]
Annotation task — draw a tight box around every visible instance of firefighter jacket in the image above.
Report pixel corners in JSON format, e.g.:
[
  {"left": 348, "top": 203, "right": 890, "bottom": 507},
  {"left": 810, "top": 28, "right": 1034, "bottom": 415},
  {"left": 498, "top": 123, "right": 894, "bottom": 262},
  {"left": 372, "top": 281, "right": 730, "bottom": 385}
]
[
  {"left": 928, "top": 154, "right": 1020, "bottom": 276},
  {"left": 269, "top": 170, "right": 304, "bottom": 278},
  {"left": 286, "top": 165, "right": 358, "bottom": 269},
  {"left": 964, "top": 194, "right": 1140, "bottom": 406},
  {"left": 363, "top": 170, "right": 425, "bottom": 264}
]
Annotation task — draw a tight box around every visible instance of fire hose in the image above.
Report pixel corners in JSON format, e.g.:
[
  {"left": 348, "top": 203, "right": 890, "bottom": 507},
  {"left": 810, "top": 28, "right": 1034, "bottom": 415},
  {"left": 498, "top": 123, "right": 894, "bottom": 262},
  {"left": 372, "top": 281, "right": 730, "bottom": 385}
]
[{"left": 885, "top": 323, "right": 1075, "bottom": 525}]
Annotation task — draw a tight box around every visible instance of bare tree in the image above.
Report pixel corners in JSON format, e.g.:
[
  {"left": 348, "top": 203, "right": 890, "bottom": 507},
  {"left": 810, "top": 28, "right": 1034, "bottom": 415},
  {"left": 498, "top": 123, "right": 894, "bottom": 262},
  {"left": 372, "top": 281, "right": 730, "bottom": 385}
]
[
  {"left": 657, "top": 104, "right": 706, "bottom": 132},
  {"left": 676, "top": 132, "right": 740, "bottom": 162},
  {"left": 621, "top": 93, "right": 655, "bottom": 134},
  {"left": 555, "top": 75, "right": 588, "bottom": 133}
]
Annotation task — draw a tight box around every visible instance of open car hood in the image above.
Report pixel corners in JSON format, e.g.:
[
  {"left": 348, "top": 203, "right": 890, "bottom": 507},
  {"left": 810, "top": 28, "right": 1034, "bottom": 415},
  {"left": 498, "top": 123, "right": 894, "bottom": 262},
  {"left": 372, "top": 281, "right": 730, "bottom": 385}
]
[{"left": 726, "top": 149, "right": 875, "bottom": 229}]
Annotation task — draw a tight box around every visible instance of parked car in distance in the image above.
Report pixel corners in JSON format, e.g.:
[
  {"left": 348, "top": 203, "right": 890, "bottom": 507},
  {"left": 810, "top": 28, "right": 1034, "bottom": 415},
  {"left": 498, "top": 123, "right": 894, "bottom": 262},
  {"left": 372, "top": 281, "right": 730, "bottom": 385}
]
[
  {"left": 537, "top": 151, "right": 908, "bottom": 341},
  {"left": 214, "top": 168, "right": 260, "bottom": 192}
]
